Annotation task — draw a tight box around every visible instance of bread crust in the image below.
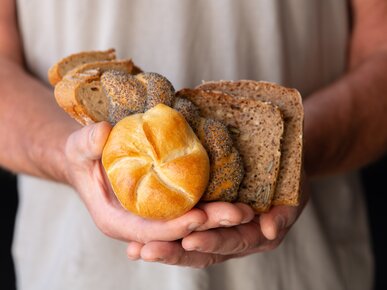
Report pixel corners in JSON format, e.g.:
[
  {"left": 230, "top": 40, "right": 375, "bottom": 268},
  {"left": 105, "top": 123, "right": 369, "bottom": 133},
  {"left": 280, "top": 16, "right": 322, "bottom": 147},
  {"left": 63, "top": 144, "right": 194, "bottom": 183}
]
[
  {"left": 197, "top": 81, "right": 304, "bottom": 207},
  {"left": 48, "top": 48, "right": 116, "bottom": 86},
  {"left": 178, "top": 88, "right": 284, "bottom": 212},
  {"left": 50, "top": 50, "right": 303, "bottom": 214},
  {"left": 102, "top": 104, "right": 210, "bottom": 220},
  {"left": 54, "top": 60, "right": 135, "bottom": 125}
]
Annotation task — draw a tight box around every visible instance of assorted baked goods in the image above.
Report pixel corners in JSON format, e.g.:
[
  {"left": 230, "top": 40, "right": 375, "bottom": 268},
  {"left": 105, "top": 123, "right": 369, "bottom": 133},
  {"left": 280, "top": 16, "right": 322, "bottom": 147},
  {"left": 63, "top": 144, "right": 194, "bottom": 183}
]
[{"left": 49, "top": 49, "right": 304, "bottom": 219}]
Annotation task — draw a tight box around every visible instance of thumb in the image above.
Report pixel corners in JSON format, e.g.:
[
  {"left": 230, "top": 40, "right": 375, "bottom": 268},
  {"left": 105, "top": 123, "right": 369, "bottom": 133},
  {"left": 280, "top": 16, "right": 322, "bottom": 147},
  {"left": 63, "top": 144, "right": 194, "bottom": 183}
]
[
  {"left": 259, "top": 205, "right": 299, "bottom": 241},
  {"left": 260, "top": 172, "right": 310, "bottom": 240},
  {"left": 66, "top": 121, "right": 112, "bottom": 162}
]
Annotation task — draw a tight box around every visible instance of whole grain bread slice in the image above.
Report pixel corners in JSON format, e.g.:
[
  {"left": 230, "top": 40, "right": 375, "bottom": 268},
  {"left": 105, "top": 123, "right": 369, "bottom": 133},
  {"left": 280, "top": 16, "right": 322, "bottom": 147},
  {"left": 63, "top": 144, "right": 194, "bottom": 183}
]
[
  {"left": 48, "top": 49, "right": 116, "bottom": 86},
  {"left": 197, "top": 81, "right": 303, "bottom": 206},
  {"left": 177, "top": 88, "right": 284, "bottom": 212},
  {"left": 54, "top": 60, "right": 136, "bottom": 125}
]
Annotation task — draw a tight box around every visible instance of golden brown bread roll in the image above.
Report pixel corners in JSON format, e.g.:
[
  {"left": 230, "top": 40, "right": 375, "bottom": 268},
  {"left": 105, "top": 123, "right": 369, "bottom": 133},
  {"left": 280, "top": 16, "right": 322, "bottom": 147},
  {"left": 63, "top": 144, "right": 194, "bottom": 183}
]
[{"left": 101, "top": 104, "right": 210, "bottom": 220}]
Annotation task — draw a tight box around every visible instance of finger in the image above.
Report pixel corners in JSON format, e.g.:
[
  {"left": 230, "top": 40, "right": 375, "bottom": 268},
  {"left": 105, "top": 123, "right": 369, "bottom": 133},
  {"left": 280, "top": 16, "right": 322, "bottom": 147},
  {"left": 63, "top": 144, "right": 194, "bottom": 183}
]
[
  {"left": 259, "top": 205, "right": 299, "bottom": 240},
  {"left": 126, "top": 241, "right": 144, "bottom": 260},
  {"left": 195, "top": 202, "right": 255, "bottom": 231},
  {"left": 94, "top": 204, "right": 208, "bottom": 243},
  {"left": 260, "top": 173, "right": 310, "bottom": 240},
  {"left": 66, "top": 121, "right": 112, "bottom": 162},
  {"left": 182, "top": 221, "right": 267, "bottom": 255},
  {"left": 140, "top": 241, "right": 226, "bottom": 268}
]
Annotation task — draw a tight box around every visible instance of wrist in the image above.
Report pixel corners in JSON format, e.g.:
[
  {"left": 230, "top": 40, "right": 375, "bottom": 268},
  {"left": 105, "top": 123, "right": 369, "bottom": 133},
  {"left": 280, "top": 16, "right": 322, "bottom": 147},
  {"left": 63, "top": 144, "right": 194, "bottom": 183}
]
[{"left": 27, "top": 119, "right": 80, "bottom": 184}]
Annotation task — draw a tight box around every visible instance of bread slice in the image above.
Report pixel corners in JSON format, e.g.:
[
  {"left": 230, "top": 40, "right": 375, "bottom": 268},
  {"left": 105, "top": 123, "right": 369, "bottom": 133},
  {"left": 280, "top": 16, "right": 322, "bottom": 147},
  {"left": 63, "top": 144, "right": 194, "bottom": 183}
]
[
  {"left": 48, "top": 49, "right": 116, "bottom": 86},
  {"left": 54, "top": 60, "right": 135, "bottom": 125},
  {"left": 197, "top": 81, "right": 303, "bottom": 206},
  {"left": 177, "top": 89, "right": 284, "bottom": 212}
]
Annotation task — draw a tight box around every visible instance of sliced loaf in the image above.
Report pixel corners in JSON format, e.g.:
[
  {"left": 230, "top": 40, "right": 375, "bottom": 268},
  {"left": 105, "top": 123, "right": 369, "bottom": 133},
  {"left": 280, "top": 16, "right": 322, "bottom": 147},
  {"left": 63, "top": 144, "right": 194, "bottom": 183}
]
[
  {"left": 197, "top": 81, "right": 303, "bottom": 206},
  {"left": 177, "top": 89, "right": 284, "bottom": 212},
  {"left": 54, "top": 60, "right": 135, "bottom": 125},
  {"left": 48, "top": 49, "right": 116, "bottom": 86}
]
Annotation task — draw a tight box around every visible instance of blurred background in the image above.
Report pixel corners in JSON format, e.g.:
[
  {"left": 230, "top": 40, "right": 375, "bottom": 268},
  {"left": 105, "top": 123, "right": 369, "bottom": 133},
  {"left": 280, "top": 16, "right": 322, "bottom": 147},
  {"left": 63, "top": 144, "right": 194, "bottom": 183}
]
[
  {"left": 1, "top": 157, "right": 386, "bottom": 290},
  {"left": 362, "top": 155, "right": 387, "bottom": 290},
  {"left": 0, "top": 169, "right": 17, "bottom": 290}
]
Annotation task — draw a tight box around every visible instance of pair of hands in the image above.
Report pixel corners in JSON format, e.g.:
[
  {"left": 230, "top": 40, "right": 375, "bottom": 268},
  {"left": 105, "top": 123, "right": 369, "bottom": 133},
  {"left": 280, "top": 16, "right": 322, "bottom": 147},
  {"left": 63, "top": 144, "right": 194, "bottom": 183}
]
[{"left": 64, "top": 122, "right": 308, "bottom": 268}]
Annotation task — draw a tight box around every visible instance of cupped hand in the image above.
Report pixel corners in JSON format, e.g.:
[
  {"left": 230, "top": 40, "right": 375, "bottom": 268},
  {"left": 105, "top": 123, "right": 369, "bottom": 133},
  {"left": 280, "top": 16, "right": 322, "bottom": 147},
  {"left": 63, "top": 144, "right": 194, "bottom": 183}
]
[
  {"left": 126, "top": 182, "right": 309, "bottom": 267},
  {"left": 63, "top": 122, "right": 255, "bottom": 244},
  {"left": 64, "top": 122, "right": 205, "bottom": 242}
]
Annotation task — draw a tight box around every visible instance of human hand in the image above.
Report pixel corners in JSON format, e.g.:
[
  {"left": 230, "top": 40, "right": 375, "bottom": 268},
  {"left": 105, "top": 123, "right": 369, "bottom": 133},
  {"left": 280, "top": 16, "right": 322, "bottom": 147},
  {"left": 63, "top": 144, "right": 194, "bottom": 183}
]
[
  {"left": 125, "top": 181, "right": 309, "bottom": 267},
  {"left": 64, "top": 122, "right": 255, "bottom": 243}
]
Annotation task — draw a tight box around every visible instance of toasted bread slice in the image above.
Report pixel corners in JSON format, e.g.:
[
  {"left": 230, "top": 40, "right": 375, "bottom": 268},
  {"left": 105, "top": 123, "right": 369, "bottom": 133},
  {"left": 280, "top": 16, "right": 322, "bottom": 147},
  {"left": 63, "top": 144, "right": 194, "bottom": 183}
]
[
  {"left": 54, "top": 60, "right": 135, "bottom": 125},
  {"left": 48, "top": 49, "right": 116, "bottom": 86},
  {"left": 177, "top": 89, "right": 284, "bottom": 212},
  {"left": 197, "top": 81, "right": 303, "bottom": 206}
]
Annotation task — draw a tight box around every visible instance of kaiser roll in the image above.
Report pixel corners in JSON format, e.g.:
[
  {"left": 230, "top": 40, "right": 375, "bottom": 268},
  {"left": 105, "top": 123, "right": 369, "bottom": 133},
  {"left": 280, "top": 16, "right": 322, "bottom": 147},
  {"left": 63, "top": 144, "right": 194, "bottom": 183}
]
[{"left": 102, "top": 103, "right": 210, "bottom": 220}]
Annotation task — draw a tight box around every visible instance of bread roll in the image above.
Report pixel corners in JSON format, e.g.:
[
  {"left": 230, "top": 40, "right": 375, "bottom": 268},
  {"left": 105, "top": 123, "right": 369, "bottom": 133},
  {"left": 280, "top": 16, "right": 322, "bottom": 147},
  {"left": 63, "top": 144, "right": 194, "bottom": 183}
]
[{"left": 102, "top": 104, "right": 210, "bottom": 220}]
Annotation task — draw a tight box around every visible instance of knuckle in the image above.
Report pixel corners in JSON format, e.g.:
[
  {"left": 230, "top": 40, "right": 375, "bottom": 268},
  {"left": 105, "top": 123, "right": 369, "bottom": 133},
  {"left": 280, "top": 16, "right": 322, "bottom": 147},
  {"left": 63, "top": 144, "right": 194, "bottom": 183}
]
[
  {"left": 192, "top": 255, "right": 219, "bottom": 269},
  {"left": 238, "top": 239, "right": 251, "bottom": 252},
  {"left": 135, "top": 231, "right": 147, "bottom": 244}
]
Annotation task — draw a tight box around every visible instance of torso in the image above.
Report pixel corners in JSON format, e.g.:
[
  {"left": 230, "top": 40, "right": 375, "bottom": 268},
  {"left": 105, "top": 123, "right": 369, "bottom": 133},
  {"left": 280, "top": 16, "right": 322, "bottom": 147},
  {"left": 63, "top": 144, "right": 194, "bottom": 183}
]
[{"left": 14, "top": 1, "right": 372, "bottom": 289}]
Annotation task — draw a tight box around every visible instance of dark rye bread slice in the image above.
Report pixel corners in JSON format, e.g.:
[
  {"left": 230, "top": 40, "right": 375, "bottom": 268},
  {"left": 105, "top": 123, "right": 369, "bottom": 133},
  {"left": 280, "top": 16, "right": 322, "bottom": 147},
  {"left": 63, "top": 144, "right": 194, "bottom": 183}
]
[
  {"left": 48, "top": 49, "right": 116, "bottom": 86},
  {"left": 177, "top": 88, "right": 284, "bottom": 212},
  {"left": 53, "top": 60, "right": 135, "bottom": 125},
  {"left": 197, "top": 81, "right": 303, "bottom": 206}
]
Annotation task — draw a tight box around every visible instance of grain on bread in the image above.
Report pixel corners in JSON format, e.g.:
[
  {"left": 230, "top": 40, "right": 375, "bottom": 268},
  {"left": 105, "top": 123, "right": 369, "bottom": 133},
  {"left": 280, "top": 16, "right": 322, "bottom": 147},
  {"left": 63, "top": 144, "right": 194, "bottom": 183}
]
[
  {"left": 53, "top": 60, "right": 135, "bottom": 125},
  {"left": 197, "top": 81, "right": 303, "bottom": 206},
  {"left": 177, "top": 88, "right": 284, "bottom": 212},
  {"left": 100, "top": 71, "right": 244, "bottom": 202}
]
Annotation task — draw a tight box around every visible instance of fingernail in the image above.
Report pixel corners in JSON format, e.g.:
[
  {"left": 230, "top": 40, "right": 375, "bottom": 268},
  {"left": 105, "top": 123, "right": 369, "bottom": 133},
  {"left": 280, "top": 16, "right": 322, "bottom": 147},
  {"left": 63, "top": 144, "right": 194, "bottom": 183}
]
[
  {"left": 241, "top": 216, "right": 253, "bottom": 224},
  {"left": 220, "top": 219, "right": 233, "bottom": 226},
  {"left": 145, "top": 257, "right": 164, "bottom": 262},
  {"left": 185, "top": 246, "right": 200, "bottom": 252},
  {"left": 188, "top": 223, "right": 201, "bottom": 231},
  {"left": 127, "top": 254, "right": 139, "bottom": 261}
]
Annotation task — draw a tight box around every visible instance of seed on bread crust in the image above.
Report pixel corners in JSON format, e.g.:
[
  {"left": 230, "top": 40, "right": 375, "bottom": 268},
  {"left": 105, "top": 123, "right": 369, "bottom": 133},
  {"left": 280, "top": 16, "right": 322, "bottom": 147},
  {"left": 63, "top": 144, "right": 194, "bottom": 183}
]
[
  {"left": 172, "top": 97, "right": 201, "bottom": 129},
  {"left": 196, "top": 118, "right": 244, "bottom": 201},
  {"left": 101, "top": 70, "right": 146, "bottom": 124},
  {"left": 136, "top": 72, "right": 175, "bottom": 111},
  {"left": 51, "top": 50, "right": 247, "bottom": 207},
  {"left": 201, "top": 148, "right": 244, "bottom": 201},
  {"left": 202, "top": 119, "right": 233, "bottom": 159}
]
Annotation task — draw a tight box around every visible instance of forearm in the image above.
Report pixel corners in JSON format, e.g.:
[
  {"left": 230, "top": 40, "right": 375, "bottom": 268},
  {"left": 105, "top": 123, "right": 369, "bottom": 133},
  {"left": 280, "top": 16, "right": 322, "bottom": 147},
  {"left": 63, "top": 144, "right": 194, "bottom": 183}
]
[
  {"left": 0, "top": 56, "right": 80, "bottom": 183},
  {"left": 304, "top": 51, "right": 387, "bottom": 177}
]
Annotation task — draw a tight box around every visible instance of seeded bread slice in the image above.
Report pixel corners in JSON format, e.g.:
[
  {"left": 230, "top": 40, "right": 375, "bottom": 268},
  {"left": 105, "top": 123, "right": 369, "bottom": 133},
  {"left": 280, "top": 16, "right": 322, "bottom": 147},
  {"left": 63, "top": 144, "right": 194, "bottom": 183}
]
[
  {"left": 54, "top": 60, "right": 135, "bottom": 125},
  {"left": 197, "top": 81, "right": 303, "bottom": 206},
  {"left": 177, "top": 89, "right": 284, "bottom": 212},
  {"left": 48, "top": 49, "right": 116, "bottom": 86}
]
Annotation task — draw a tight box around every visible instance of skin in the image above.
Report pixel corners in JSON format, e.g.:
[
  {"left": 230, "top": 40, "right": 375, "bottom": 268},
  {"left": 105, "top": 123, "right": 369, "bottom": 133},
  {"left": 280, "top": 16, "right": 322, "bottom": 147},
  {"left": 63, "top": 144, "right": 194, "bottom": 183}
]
[{"left": 0, "top": 0, "right": 386, "bottom": 268}]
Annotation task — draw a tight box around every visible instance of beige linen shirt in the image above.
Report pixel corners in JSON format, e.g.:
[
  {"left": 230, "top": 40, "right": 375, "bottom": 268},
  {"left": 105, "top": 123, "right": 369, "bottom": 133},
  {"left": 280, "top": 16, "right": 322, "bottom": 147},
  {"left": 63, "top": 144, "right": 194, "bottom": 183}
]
[{"left": 14, "top": 0, "right": 373, "bottom": 289}]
